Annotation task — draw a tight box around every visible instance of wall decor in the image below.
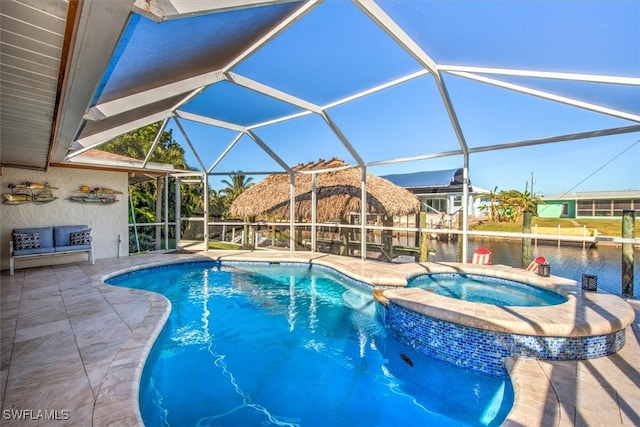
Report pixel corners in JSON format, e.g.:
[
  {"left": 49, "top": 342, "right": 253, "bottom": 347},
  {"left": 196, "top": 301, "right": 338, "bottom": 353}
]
[
  {"left": 68, "top": 186, "right": 122, "bottom": 204},
  {"left": 3, "top": 182, "right": 58, "bottom": 205}
]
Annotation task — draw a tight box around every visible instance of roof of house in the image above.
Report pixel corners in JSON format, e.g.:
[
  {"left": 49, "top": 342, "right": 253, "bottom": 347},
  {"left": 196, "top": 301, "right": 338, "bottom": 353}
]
[
  {"left": 382, "top": 169, "right": 488, "bottom": 195},
  {"left": 542, "top": 190, "right": 640, "bottom": 200},
  {"left": 383, "top": 169, "right": 464, "bottom": 188},
  {"left": 52, "top": 149, "right": 183, "bottom": 184}
]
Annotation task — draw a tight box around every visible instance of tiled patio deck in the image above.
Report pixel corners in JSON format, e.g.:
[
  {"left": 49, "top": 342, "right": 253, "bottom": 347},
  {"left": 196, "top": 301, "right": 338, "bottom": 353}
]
[{"left": 1, "top": 251, "right": 638, "bottom": 426}]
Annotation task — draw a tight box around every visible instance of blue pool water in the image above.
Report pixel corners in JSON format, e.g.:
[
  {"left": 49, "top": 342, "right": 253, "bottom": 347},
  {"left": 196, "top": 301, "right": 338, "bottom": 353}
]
[
  {"left": 408, "top": 273, "right": 568, "bottom": 306},
  {"left": 107, "top": 262, "right": 513, "bottom": 427}
]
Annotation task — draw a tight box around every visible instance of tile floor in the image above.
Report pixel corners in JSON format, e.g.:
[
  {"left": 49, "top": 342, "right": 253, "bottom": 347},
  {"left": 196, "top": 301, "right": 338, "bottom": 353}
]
[{"left": 1, "top": 251, "right": 638, "bottom": 426}]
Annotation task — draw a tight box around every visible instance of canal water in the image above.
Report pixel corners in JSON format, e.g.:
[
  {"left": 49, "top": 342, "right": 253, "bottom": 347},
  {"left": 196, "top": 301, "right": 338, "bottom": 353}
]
[{"left": 426, "top": 238, "right": 639, "bottom": 299}]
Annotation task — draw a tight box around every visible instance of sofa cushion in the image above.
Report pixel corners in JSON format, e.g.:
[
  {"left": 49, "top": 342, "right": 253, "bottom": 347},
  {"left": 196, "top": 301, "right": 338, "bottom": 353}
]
[
  {"left": 69, "top": 229, "right": 91, "bottom": 245},
  {"left": 13, "top": 232, "right": 40, "bottom": 250},
  {"left": 12, "top": 247, "right": 54, "bottom": 256},
  {"left": 55, "top": 244, "right": 92, "bottom": 253},
  {"left": 13, "top": 227, "right": 54, "bottom": 249},
  {"left": 54, "top": 225, "right": 90, "bottom": 247}
]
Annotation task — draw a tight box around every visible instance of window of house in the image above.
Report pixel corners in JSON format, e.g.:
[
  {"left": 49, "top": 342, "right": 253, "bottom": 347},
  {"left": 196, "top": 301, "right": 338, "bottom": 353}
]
[
  {"left": 577, "top": 200, "right": 593, "bottom": 216},
  {"left": 594, "top": 200, "right": 612, "bottom": 216},
  {"left": 613, "top": 200, "right": 631, "bottom": 216}
]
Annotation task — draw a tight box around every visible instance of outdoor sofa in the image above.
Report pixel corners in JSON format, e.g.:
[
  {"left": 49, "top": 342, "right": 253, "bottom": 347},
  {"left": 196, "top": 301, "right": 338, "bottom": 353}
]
[{"left": 9, "top": 225, "right": 94, "bottom": 275}]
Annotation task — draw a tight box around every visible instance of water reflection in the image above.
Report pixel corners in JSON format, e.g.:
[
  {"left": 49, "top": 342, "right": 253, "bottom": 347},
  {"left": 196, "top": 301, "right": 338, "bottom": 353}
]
[{"left": 426, "top": 239, "right": 639, "bottom": 298}]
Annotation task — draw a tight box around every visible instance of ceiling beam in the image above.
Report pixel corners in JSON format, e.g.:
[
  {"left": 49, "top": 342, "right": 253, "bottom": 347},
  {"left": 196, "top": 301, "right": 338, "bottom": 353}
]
[
  {"left": 467, "top": 124, "right": 640, "bottom": 154},
  {"left": 142, "top": 117, "right": 170, "bottom": 168},
  {"left": 365, "top": 124, "right": 640, "bottom": 168},
  {"left": 248, "top": 110, "right": 314, "bottom": 129},
  {"left": 70, "top": 110, "right": 173, "bottom": 154},
  {"left": 324, "top": 69, "right": 429, "bottom": 110},
  {"left": 451, "top": 71, "right": 640, "bottom": 123},
  {"left": 245, "top": 129, "right": 292, "bottom": 173},
  {"left": 223, "top": 0, "right": 322, "bottom": 72},
  {"left": 85, "top": 71, "right": 223, "bottom": 121},
  {"left": 174, "top": 110, "right": 246, "bottom": 132},
  {"left": 226, "top": 72, "right": 322, "bottom": 113},
  {"left": 439, "top": 65, "right": 640, "bottom": 86},
  {"left": 319, "top": 111, "right": 364, "bottom": 166},
  {"left": 172, "top": 116, "right": 208, "bottom": 171},
  {"left": 354, "top": 0, "right": 469, "bottom": 156},
  {"left": 208, "top": 132, "right": 244, "bottom": 174}
]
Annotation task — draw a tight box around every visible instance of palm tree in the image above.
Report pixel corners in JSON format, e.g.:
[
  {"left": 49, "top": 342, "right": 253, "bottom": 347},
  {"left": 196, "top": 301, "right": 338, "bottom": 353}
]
[
  {"left": 221, "top": 173, "right": 254, "bottom": 203},
  {"left": 209, "top": 189, "right": 228, "bottom": 219}
]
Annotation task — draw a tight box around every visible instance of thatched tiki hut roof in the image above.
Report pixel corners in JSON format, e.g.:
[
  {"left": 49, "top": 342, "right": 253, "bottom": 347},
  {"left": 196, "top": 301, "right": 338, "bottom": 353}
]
[{"left": 230, "top": 158, "right": 420, "bottom": 222}]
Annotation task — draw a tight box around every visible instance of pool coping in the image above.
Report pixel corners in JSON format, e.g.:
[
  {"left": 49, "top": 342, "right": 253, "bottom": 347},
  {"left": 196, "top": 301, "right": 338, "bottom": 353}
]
[{"left": 85, "top": 250, "right": 636, "bottom": 426}]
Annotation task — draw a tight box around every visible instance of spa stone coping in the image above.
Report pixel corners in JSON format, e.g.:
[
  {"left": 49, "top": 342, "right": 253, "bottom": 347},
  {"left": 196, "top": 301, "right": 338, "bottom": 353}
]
[{"left": 377, "top": 264, "right": 634, "bottom": 338}]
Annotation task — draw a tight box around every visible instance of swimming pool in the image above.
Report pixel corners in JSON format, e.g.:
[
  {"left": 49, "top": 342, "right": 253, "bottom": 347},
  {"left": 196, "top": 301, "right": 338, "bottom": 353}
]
[
  {"left": 107, "top": 261, "right": 513, "bottom": 427},
  {"left": 407, "top": 273, "right": 567, "bottom": 306}
]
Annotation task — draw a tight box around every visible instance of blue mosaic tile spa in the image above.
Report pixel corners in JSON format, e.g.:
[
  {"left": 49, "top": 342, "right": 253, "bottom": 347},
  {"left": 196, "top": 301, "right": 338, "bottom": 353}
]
[{"left": 378, "top": 302, "right": 626, "bottom": 377}]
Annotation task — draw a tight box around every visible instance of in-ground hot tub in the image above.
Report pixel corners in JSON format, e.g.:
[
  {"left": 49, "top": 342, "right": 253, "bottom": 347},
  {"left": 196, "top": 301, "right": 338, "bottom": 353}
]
[
  {"left": 376, "top": 263, "right": 635, "bottom": 376},
  {"left": 407, "top": 272, "right": 568, "bottom": 307}
]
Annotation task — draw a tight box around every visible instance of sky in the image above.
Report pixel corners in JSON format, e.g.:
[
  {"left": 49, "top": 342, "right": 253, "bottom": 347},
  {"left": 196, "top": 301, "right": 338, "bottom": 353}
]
[{"left": 159, "top": 0, "right": 639, "bottom": 196}]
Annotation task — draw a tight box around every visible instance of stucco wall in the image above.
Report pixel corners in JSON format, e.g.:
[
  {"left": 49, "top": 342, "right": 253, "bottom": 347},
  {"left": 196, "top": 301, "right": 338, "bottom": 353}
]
[
  {"left": 1, "top": 166, "right": 129, "bottom": 272},
  {"left": 537, "top": 201, "right": 576, "bottom": 218}
]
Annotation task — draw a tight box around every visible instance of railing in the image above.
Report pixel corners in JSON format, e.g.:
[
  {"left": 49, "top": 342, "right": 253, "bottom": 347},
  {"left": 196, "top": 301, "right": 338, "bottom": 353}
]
[
  {"left": 127, "top": 222, "right": 176, "bottom": 253},
  {"left": 129, "top": 219, "right": 640, "bottom": 258}
]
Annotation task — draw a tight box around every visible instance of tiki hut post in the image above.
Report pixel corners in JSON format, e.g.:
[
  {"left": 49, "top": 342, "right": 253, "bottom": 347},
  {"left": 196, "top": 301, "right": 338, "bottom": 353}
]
[
  {"left": 296, "top": 215, "right": 304, "bottom": 249},
  {"left": 382, "top": 216, "right": 394, "bottom": 262},
  {"left": 419, "top": 211, "right": 429, "bottom": 262},
  {"left": 270, "top": 214, "right": 276, "bottom": 247},
  {"left": 242, "top": 217, "right": 249, "bottom": 248},
  {"left": 249, "top": 217, "right": 259, "bottom": 248},
  {"left": 289, "top": 173, "right": 295, "bottom": 252},
  {"left": 360, "top": 167, "right": 367, "bottom": 260},
  {"left": 339, "top": 220, "right": 349, "bottom": 256},
  {"left": 311, "top": 173, "right": 317, "bottom": 252}
]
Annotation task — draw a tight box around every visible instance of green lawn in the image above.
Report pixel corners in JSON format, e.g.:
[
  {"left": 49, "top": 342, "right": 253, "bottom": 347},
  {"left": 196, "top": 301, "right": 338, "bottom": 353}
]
[
  {"left": 471, "top": 217, "right": 640, "bottom": 237},
  {"left": 208, "top": 241, "right": 245, "bottom": 250}
]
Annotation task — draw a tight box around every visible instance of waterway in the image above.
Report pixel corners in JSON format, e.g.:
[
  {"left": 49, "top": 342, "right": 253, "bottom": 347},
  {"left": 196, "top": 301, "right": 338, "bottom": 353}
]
[{"left": 426, "top": 238, "right": 639, "bottom": 299}]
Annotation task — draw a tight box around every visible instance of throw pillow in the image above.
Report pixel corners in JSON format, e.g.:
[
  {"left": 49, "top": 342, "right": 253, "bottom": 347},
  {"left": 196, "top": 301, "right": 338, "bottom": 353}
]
[
  {"left": 70, "top": 229, "right": 91, "bottom": 245},
  {"left": 13, "top": 232, "right": 40, "bottom": 250}
]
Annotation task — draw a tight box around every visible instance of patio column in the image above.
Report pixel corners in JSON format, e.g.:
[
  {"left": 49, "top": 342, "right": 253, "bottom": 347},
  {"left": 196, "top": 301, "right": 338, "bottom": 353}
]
[
  {"left": 361, "top": 167, "right": 367, "bottom": 261},
  {"left": 290, "top": 173, "right": 295, "bottom": 252},
  {"left": 155, "top": 177, "right": 162, "bottom": 250},
  {"left": 462, "top": 155, "right": 470, "bottom": 262},
  {"left": 311, "top": 172, "right": 317, "bottom": 252},
  {"left": 175, "top": 178, "right": 181, "bottom": 249},
  {"left": 204, "top": 173, "right": 209, "bottom": 252},
  {"left": 164, "top": 174, "right": 169, "bottom": 250}
]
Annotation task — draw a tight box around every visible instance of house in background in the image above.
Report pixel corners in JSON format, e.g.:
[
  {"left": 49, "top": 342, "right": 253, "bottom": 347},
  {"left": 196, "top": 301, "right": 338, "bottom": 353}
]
[
  {"left": 537, "top": 190, "right": 640, "bottom": 218},
  {"left": 383, "top": 168, "right": 488, "bottom": 219}
]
